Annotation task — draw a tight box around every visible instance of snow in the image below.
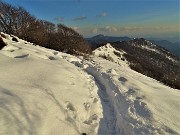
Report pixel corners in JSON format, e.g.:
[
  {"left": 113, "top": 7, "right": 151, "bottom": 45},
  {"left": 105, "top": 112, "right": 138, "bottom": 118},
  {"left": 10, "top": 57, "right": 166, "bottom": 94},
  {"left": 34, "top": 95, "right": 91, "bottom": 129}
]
[
  {"left": 0, "top": 33, "right": 102, "bottom": 135},
  {"left": 92, "top": 43, "right": 127, "bottom": 66},
  {"left": 141, "top": 45, "right": 160, "bottom": 53},
  {"left": 0, "top": 34, "right": 180, "bottom": 135}
]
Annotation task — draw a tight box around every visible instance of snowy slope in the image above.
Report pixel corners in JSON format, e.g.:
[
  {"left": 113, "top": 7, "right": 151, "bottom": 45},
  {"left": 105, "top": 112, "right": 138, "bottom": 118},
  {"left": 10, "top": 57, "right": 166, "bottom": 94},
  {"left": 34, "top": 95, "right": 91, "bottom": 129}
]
[
  {"left": 0, "top": 33, "right": 103, "bottom": 135},
  {"left": 0, "top": 33, "right": 180, "bottom": 135},
  {"left": 88, "top": 44, "right": 180, "bottom": 135}
]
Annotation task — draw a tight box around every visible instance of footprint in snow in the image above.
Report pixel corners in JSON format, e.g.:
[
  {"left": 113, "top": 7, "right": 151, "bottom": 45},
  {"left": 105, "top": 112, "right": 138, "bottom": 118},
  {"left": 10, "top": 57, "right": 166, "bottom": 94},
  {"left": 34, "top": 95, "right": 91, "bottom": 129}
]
[
  {"left": 48, "top": 56, "right": 56, "bottom": 60},
  {"left": 84, "top": 114, "right": 98, "bottom": 125},
  {"left": 15, "top": 54, "right": 29, "bottom": 58},
  {"left": 119, "top": 77, "right": 128, "bottom": 84},
  {"left": 83, "top": 102, "right": 90, "bottom": 111},
  {"left": 93, "top": 98, "right": 98, "bottom": 103},
  {"left": 70, "top": 82, "right": 75, "bottom": 85},
  {"left": 126, "top": 88, "right": 135, "bottom": 95},
  {"left": 65, "top": 101, "right": 76, "bottom": 111},
  {"left": 53, "top": 51, "right": 58, "bottom": 55},
  {"left": 8, "top": 50, "right": 15, "bottom": 52},
  {"left": 107, "top": 69, "right": 117, "bottom": 75},
  {"left": 134, "top": 100, "right": 151, "bottom": 118}
]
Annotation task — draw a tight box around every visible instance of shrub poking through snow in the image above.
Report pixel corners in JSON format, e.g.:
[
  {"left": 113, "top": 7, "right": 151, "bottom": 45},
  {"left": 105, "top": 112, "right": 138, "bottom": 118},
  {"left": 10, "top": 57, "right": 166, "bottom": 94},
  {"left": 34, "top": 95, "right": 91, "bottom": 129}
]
[
  {"left": 114, "top": 51, "right": 121, "bottom": 57},
  {"left": 12, "top": 37, "right": 18, "bottom": 42},
  {"left": 99, "top": 54, "right": 114, "bottom": 62},
  {"left": 0, "top": 33, "right": 6, "bottom": 39},
  {"left": 0, "top": 37, "right": 6, "bottom": 49}
]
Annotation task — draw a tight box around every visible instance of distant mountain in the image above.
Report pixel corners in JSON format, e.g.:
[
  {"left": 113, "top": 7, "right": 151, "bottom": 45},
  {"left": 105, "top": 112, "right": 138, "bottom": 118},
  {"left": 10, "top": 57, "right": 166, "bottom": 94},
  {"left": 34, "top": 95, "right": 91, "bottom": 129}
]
[
  {"left": 86, "top": 34, "right": 131, "bottom": 49},
  {"left": 86, "top": 35, "right": 180, "bottom": 57},
  {"left": 88, "top": 34, "right": 131, "bottom": 42}
]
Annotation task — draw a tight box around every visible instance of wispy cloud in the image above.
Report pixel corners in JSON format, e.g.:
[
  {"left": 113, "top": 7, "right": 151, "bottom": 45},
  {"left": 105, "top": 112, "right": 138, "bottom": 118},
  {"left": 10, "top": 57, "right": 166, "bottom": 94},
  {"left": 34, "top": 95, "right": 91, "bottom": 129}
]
[
  {"left": 93, "top": 26, "right": 117, "bottom": 33},
  {"left": 118, "top": 26, "right": 141, "bottom": 32},
  {"left": 73, "top": 16, "right": 87, "bottom": 21},
  {"left": 97, "top": 12, "right": 107, "bottom": 17},
  {"left": 54, "top": 17, "right": 64, "bottom": 22},
  {"left": 104, "top": 26, "right": 117, "bottom": 32}
]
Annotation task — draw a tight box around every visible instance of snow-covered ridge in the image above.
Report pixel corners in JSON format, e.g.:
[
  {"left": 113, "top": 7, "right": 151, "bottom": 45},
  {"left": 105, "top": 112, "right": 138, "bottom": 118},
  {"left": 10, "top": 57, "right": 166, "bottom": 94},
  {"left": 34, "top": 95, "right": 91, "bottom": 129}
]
[
  {"left": 129, "top": 38, "right": 178, "bottom": 62},
  {"left": 0, "top": 34, "right": 180, "bottom": 135},
  {"left": 93, "top": 43, "right": 128, "bottom": 66}
]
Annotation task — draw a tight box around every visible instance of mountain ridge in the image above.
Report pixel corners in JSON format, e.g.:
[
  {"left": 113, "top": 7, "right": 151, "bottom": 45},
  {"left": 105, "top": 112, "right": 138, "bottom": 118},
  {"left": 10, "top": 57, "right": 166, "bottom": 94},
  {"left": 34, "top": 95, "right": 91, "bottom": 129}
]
[
  {"left": 93, "top": 38, "right": 180, "bottom": 89},
  {"left": 86, "top": 35, "right": 180, "bottom": 57}
]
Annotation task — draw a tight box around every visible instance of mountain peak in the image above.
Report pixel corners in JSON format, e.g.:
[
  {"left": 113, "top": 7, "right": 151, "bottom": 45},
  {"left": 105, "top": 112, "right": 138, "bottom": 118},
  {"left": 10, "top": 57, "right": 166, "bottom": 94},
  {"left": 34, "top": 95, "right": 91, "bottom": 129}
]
[{"left": 92, "top": 34, "right": 105, "bottom": 39}]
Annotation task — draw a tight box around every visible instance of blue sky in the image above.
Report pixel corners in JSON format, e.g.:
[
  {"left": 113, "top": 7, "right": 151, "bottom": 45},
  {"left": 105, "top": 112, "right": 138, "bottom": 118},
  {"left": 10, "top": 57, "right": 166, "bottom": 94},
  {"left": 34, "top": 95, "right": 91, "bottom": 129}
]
[{"left": 5, "top": 0, "right": 180, "bottom": 41}]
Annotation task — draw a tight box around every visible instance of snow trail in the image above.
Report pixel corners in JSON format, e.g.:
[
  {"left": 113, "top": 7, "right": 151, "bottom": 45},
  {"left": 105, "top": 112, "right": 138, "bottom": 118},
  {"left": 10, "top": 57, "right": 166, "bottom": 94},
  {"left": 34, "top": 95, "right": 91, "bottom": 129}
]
[
  {"left": 1, "top": 34, "right": 180, "bottom": 135},
  {"left": 85, "top": 66, "right": 131, "bottom": 135},
  {"left": 67, "top": 57, "right": 160, "bottom": 135},
  {"left": 68, "top": 57, "right": 131, "bottom": 134}
]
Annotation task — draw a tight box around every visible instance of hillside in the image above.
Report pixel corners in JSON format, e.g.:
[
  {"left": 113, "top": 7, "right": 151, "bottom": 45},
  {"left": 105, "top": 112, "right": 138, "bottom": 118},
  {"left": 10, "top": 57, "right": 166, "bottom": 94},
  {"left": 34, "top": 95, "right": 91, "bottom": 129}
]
[
  {"left": 87, "top": 35, "right": 180, "bottom": 57},
  {"left": 87, "top": 37, "right": 180, "bottom": 89},
  {"left": 0, "top": 33, "right": 180, "bottom": 135},
  {"left": 111, "top": 38, "right": 180, "bottom": 89},
  {"left": 150, "top": 40, "right": 180, "bottom": 56}
]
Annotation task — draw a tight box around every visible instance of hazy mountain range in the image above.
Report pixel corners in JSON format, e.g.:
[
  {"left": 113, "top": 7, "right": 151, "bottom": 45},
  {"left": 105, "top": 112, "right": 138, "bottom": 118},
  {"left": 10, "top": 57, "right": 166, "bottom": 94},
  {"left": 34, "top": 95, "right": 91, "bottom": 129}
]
[{"left": 86, "top": 34, "right": 180, "bottom": 56}]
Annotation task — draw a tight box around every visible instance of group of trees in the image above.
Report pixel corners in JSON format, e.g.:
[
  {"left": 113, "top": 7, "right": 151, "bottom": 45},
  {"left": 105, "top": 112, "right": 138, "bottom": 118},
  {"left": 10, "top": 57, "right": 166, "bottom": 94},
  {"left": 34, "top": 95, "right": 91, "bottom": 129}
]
[{"left": 0, "top": 1, "right": 91, "bottom": 54}]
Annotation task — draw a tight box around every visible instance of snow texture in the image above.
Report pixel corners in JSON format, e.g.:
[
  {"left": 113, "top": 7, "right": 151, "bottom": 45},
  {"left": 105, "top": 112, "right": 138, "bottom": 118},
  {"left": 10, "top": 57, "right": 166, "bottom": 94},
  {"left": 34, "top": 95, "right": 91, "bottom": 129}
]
[{"left": 0, "top": 33, "right": 180, "bottom": 135}]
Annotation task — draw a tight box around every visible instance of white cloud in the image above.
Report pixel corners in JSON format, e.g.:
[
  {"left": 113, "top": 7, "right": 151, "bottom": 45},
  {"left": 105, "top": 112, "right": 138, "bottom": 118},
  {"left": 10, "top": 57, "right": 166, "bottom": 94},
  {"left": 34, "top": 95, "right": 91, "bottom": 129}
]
[
  {"left": 97, "top": 12, "right": 107, "bottom": 17},
  {"left": 105, "top": 26, "right": 117, "bottom": 32},
  {"left": 93, "top": 26, "right": 117, "bottom": 33}
]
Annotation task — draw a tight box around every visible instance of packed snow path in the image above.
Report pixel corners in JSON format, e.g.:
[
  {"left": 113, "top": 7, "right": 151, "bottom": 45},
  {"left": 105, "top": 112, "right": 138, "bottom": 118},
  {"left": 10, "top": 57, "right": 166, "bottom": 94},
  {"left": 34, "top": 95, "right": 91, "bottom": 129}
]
[
  {"left": 0, "top": 33, "right": 180, "bottom": 135},
  {"left": 86, "top": 67, "right": 118, "bottom": 135},
  {"left": 68, "top": 44, "right": 180, "bottom": 135}
]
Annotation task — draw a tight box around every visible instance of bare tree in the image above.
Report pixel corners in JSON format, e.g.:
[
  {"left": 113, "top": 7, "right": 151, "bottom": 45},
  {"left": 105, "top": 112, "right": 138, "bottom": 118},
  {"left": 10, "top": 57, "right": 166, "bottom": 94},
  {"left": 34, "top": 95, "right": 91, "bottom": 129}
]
[
  {"left": 0, "top": 1, "right": 17, "bottom": 34},
  {"left": 57, "top": 24, "right": 91, "bottom": 54},
  {"left": 0, "top": 1, "right": 36, "bottom": 38},
  {"left": 15, "top": 6, "right": 36, "bottom": 40},
  {"left": 0, "top": 1, "right": 92, "bottom": 55}
]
